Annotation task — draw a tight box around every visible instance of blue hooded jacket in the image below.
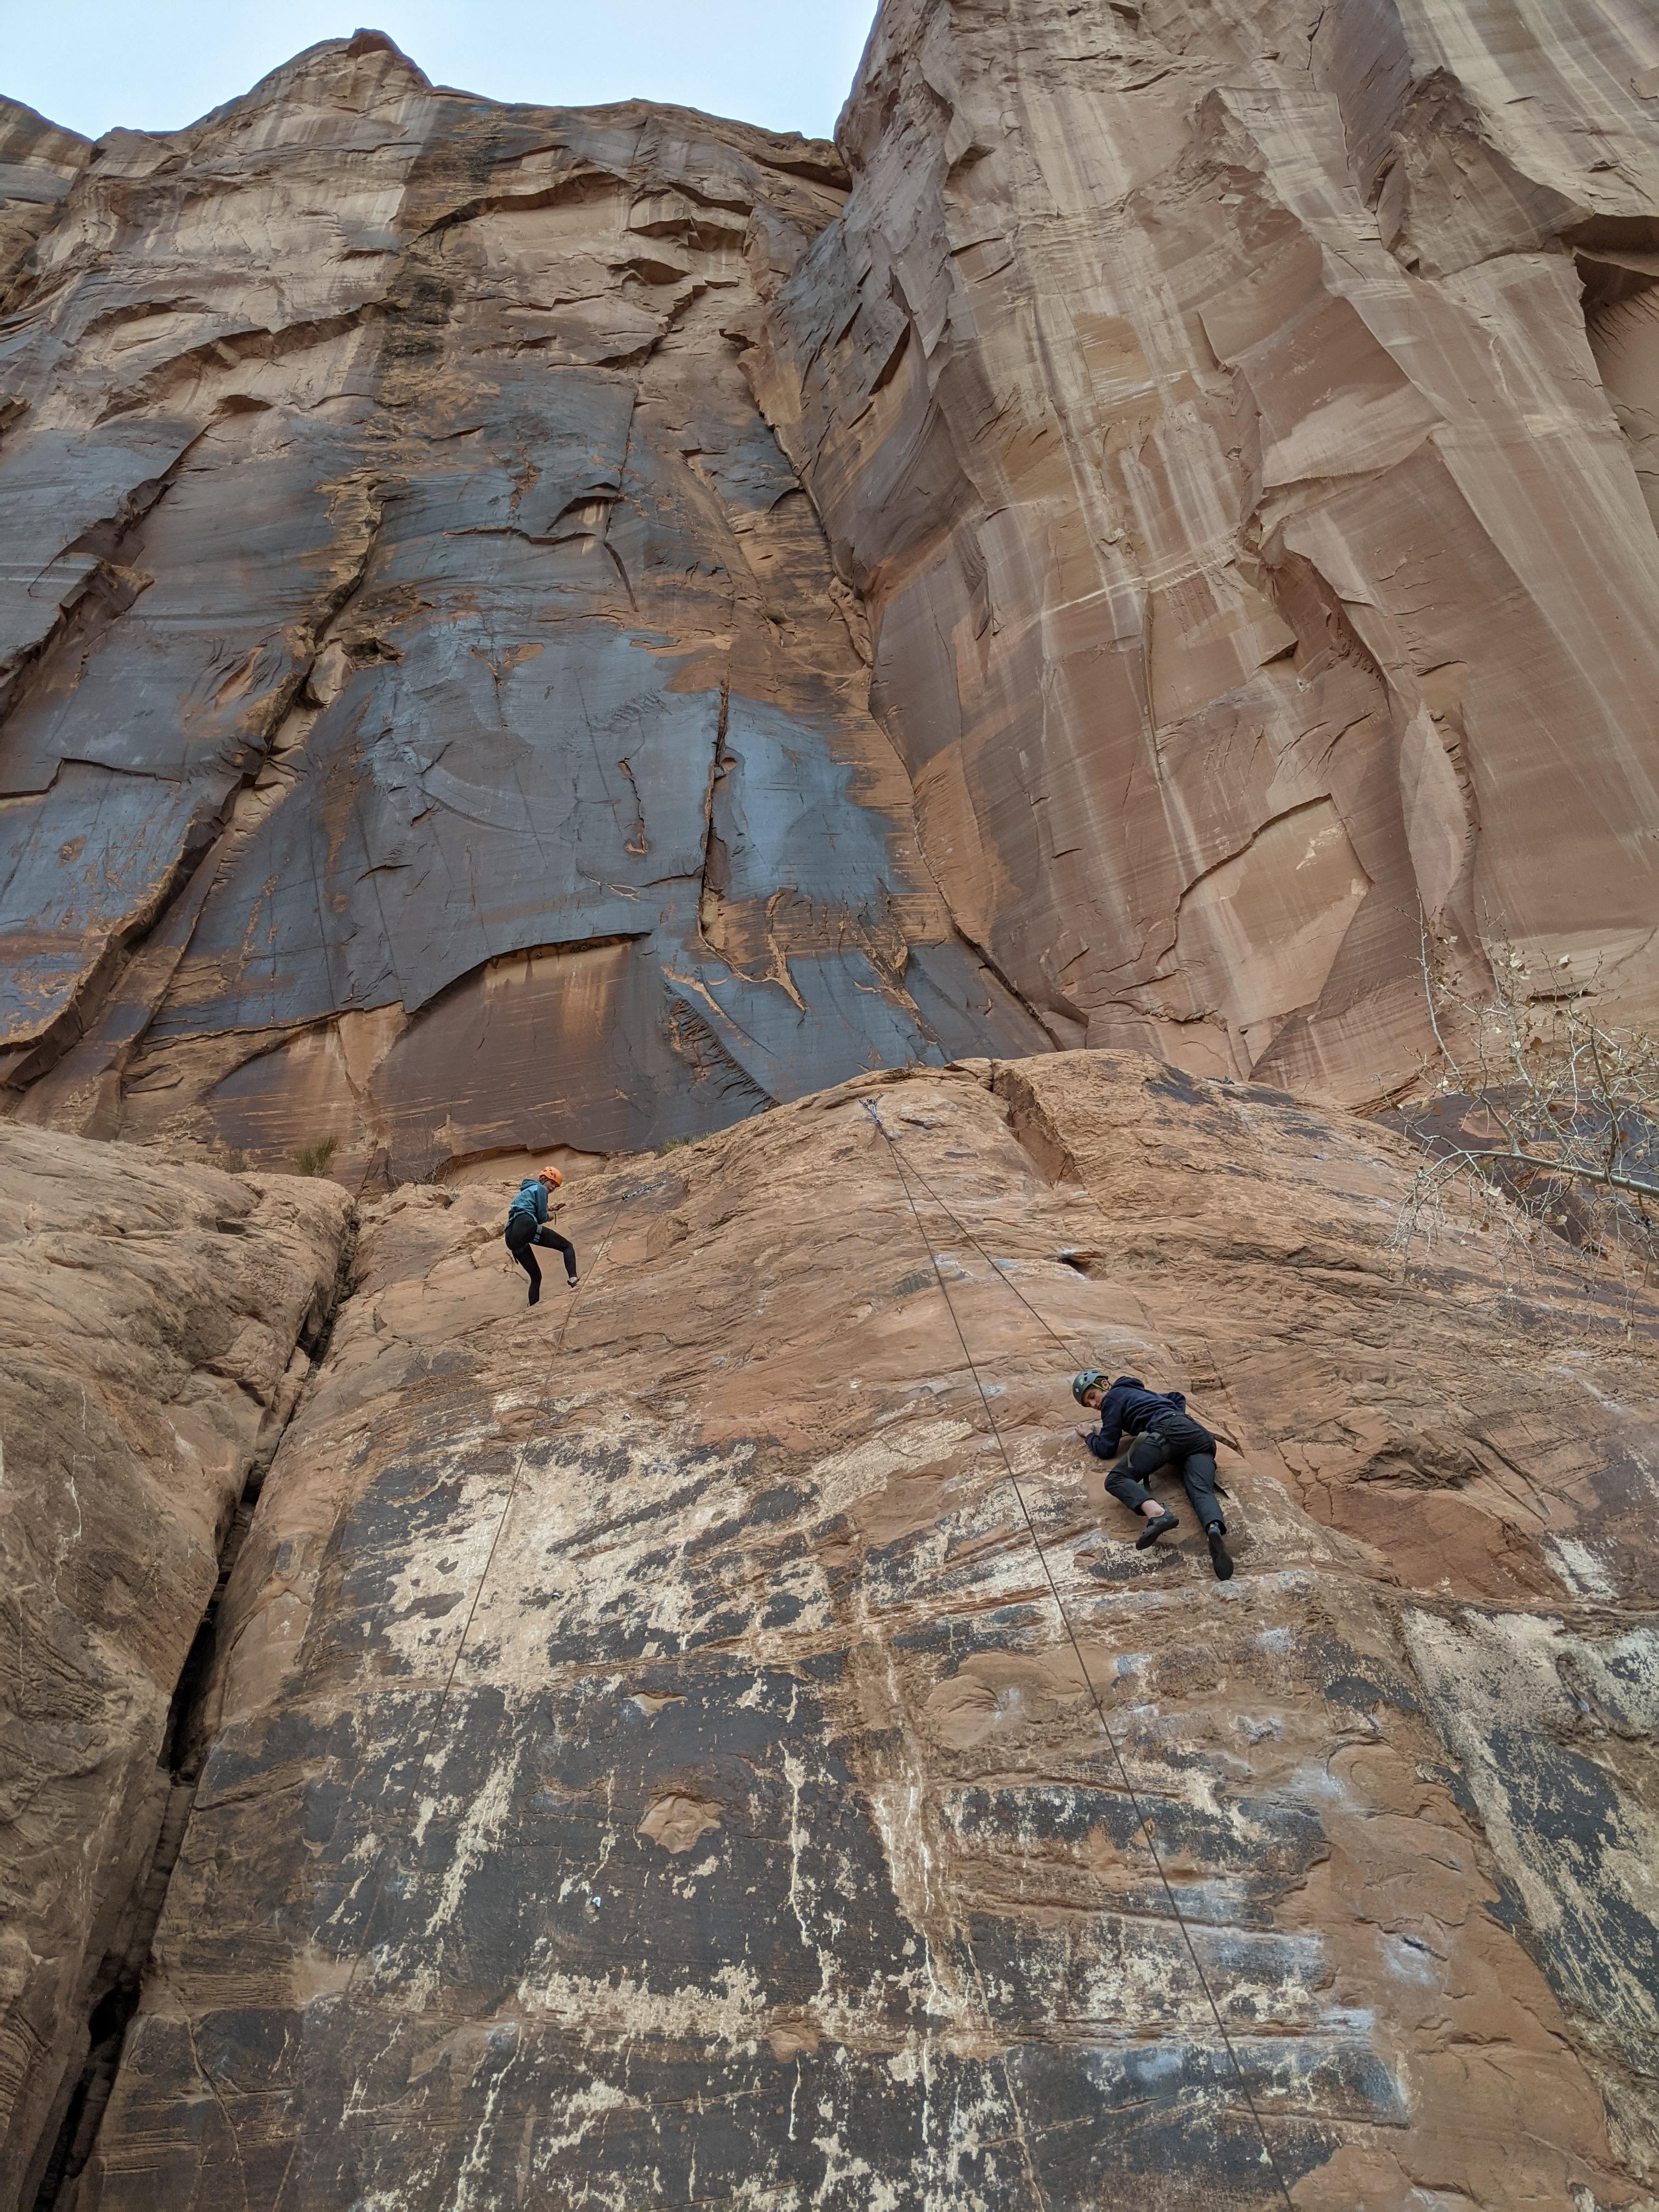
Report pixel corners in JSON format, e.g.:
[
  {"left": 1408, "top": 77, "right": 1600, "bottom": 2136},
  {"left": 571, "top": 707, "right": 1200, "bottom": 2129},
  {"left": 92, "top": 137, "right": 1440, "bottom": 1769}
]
[
  {"left": 1086, "top": 1376, "right": 1187, "bottom": 1459},
  {"left": 506, "top": 1177, "right": 549, "bottom": 1230}
]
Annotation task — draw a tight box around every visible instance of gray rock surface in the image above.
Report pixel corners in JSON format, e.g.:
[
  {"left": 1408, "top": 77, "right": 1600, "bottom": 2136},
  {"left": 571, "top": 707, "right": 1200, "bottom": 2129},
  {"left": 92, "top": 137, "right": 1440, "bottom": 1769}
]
[{"left": 0, "top": 34, "right": 1043, "bottom": 1181}]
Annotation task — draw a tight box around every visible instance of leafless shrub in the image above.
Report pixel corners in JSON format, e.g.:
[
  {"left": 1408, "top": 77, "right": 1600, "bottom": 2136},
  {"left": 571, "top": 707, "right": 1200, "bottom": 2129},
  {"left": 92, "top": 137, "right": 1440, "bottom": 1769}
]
[{"left": 1392, "top": 923, "right": 1659, "bottom": 1325}]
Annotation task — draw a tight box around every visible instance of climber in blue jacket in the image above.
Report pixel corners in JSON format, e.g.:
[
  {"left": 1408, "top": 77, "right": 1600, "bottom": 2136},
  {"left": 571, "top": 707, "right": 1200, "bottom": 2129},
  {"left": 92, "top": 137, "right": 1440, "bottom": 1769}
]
[
  {"left": 1073, "top": 1371, "right": 1233, "bottom": 1580},
  {"left": 505, "top": 1167, "right": 579, "bottom": 1306}
]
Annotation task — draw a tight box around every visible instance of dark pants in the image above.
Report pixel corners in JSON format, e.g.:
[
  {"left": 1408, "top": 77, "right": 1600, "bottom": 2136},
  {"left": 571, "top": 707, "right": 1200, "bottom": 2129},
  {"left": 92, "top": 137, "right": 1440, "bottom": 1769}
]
[
  {"left": 1105, "top": 1414, "right": 1226, "bottom": 1532},
  {"left": 505, "top": 1218, "right": 577, "bottom": 1304}
]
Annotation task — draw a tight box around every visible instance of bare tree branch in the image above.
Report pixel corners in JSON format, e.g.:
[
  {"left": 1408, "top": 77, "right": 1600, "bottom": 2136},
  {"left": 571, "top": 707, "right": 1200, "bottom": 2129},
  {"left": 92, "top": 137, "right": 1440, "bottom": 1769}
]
[
  {"left": 1393, "top": 919, "right": 1659, "bottom": 1312},
  {"left": 1437, "top": 1149, "right": 1659, "bottom": 1202}
]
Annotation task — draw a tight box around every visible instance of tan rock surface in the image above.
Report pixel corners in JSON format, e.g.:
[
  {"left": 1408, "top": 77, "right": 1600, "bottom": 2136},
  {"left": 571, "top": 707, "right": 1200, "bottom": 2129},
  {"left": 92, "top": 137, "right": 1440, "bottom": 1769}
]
[
  {"left": 0, "top": 1128, "right": 349, "bottom": 2208},
  {"left": 751, "top": 0, "right": 1659, "bottom": 1102},
  {"left": 63, "top": 1053, "right": 1659, "bottom": 2209},
  {"left": 5, "top": 9, "right": 1659, "bottom": 2205}
]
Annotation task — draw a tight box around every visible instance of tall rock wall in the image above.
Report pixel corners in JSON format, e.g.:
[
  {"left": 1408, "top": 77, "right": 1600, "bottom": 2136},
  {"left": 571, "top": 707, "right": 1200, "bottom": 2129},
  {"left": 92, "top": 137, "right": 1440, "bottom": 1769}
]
[
  {"left": 4, "top": 8, "right": 1659, "bottom": 1165},
  {"left": 751, "top": 0, "right": 1659, "bottom": 1102},
  {"left": 0, "top": 1127, "right": 349, "bottom": 2207},
  {"left": 3, "top": 12, "right": 1659, "bottom": 2210},
  {"left": 32, "top": 1051, "right": 1659, "bottom": 2211},
  {"left": 0, "top": 35, "right": 1045, "bottom": 1183}
]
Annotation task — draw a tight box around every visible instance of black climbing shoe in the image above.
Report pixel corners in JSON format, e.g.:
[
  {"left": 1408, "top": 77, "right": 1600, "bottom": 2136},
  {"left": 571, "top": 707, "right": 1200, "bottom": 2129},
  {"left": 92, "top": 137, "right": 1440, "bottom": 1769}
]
[
  {"left": 1136, "top": 1511, "right": 1179, "bottom": 1549},
  {"left": 566, "top": 1275, "right": 579, "bottom": 1289},
  {"left": 1207, "top": 1528, "right": 1234, "bottom": 1581}
]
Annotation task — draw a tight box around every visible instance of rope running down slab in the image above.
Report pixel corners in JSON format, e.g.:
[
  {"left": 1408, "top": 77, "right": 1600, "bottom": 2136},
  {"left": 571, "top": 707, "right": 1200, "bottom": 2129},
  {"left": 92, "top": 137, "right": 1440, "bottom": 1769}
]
[
  {"left": 870, "top": 1121, "right": 1242, "bottom": 1452},
  {"left": 862, "top": 1099, "right": 1297, "bottom": 2212},
  {"left": 340, "top": 1180, "right": 638, "bottom": 2000}
]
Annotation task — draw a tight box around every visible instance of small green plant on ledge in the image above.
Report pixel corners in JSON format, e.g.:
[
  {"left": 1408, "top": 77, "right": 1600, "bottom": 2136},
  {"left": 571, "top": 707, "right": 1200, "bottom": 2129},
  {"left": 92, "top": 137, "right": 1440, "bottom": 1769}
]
[{"left": 292, "top": 1136, "right": 341, "bottom": 1177}]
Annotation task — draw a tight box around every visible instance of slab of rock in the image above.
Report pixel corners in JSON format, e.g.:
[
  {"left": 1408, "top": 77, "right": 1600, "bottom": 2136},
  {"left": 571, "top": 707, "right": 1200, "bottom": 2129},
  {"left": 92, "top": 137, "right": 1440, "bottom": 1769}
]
[
  {"left": 751, "top": 0, "right": 1659, "bottom": 1103},
  {"left": 0, "top": 1128, "right": 349, "bottom": 2209},
  {"left": 0, "top": 36, "right": 1044, "bottom": 1177},
  {"left": 69, "top": 1052, "right": 1659, "bottom": 2209}
]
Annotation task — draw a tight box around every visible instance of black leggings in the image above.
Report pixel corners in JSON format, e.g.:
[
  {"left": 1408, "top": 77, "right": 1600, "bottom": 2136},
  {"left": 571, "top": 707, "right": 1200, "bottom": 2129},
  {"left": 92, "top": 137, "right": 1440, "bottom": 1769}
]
[
  {"left": 1105, "top": 1414, "right": 1226, "bottom": 1532},
  {"left": 505, "top": 1219, "right": 577, "bottom": 1303}
]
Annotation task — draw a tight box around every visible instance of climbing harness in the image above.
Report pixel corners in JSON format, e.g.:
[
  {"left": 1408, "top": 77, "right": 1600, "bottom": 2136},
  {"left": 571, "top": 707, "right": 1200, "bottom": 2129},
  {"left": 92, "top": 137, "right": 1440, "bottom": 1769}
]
[
  {"left": 861, "top": 1098, "right": 1297, "bottom": 2212},
  {"left": 339, "top": 1177, "right": 641, "bottom": 2000}
]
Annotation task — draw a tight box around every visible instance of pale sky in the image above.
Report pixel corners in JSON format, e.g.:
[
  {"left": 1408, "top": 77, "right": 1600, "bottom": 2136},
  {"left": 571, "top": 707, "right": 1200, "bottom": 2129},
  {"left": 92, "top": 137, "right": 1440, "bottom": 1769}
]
[{"left": 2, "top": 1, "right": 882, "bottom": 145}]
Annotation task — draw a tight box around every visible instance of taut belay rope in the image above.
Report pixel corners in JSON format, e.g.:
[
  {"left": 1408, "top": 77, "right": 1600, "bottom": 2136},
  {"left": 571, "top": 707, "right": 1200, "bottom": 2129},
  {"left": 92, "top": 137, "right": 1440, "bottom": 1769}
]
[{"left": 862, "top": 1099, "right": 1295, "bottom": 2212}]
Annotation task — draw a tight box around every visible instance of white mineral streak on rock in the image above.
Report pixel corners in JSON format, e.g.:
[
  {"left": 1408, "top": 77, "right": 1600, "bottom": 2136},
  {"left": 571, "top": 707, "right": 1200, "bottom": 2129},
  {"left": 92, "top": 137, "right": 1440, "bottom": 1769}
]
[{"left": 12, "top": 1051, "right": 1659, "bottom": 2207}]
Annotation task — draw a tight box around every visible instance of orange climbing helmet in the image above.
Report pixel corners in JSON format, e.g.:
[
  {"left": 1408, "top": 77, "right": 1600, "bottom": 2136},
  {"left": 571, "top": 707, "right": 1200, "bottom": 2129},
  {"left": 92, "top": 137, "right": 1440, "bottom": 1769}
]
[{"left": 538, "top": 1165, "right": 564, "bottom": 1187}]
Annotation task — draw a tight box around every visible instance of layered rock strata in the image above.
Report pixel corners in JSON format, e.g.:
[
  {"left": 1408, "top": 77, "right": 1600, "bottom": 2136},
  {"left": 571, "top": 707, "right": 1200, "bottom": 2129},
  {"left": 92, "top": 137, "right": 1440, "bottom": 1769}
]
[
  {"left": 0, "top": 100, "right": 88, "bottom": 298},
  {"left": 0, "top": 35, "right": 1044, "bottom": 1182},
  {"left": 751, "top": 0, "right": 1659, "bottom": 1101},
  {"left": 44, "top": 1052, "right": 1659, "bottom": 2211},
  {"left": 0, "top": 1127, "right": 349, "bottom": 2207}
]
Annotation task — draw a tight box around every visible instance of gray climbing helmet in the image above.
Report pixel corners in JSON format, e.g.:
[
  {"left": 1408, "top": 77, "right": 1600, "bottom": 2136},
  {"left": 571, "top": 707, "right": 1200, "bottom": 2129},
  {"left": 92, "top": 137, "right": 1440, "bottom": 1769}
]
[{"left": 1072, "top": 1369, "right": 1109, "bottom": 1406}]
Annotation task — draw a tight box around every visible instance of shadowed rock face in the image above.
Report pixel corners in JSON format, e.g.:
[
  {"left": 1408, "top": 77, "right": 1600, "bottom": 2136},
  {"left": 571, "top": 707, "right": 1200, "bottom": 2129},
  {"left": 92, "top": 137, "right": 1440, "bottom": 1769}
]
[
  {"left": 0, "top": 35, "right": 1045, "bottom": 1181},
  {"left": 14, "top": 1051, "right": 1648, "bottom": 2211},
  {"left": 751, "top": 0, "right": 1659, "bottom": 1102}
]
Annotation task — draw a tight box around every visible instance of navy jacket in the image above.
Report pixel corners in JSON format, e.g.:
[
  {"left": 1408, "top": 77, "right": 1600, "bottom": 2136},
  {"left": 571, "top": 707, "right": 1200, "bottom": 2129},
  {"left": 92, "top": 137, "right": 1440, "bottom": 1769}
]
[
  {"left": 507, "top": 1177, "right": 550, "bottom": 1229},
  {"left": 1086, "top": 1376, "right": 1187, "bottom": 1459}
]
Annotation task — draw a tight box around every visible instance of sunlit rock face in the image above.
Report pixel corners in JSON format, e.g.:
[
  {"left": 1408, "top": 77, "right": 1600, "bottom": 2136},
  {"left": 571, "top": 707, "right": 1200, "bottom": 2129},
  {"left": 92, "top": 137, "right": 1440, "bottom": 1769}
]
[
  {"left": 52, "top": 1051, "right": 1659, "bottom": 2210},
  {"left": 0, "top": 34, "right": 1045, "bottom": 1182},
  {"left": 0, "top": 98, "right": 88, "bottom": 295},
  {"left": 751, "top": 0, "right": 1659, "bottom": 1102}
]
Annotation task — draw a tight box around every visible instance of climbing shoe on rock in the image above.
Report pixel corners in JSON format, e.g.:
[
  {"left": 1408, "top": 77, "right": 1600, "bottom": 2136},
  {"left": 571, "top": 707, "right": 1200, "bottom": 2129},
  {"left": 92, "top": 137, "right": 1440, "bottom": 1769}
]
[
  {"left": 1207, "top": 1529, "right": 1234, "bottom": 1581},
  {"left": 1136, "top": 1511, "right": 1180, "bottom": 1549}
]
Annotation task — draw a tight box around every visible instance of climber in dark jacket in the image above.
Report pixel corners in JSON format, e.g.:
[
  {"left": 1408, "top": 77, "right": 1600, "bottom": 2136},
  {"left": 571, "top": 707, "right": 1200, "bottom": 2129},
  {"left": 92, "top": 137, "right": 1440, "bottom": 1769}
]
[
  {"left": 504, "top": 1167, "right": 579, "bottom": 1306},
  {"left": 1073, "top": 1371, "right": 1233, "bottom": 1581}
]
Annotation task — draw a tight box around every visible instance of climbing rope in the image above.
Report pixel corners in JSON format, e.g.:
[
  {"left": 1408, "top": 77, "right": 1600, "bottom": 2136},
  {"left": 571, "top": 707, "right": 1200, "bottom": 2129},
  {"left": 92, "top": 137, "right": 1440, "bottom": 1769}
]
[
  {"left": 862, "top": 1099, "right": 1297, "bottom": 2212},
  {"left": 865, "top": 1109, "right": 1239, "bottom": 1450},
  {"left": 339, "top": 1177, "right": 639, "bottom": 1998},
  {"left": 868, "top": 1116, "right": 1088, "bottom": 1361}
]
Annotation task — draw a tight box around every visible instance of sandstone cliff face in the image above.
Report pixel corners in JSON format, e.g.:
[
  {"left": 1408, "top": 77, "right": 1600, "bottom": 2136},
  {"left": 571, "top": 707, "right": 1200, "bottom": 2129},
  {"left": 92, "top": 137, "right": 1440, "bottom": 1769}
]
[
  {"left": 5, "top": 7, "right": 1658, "bottom": 1163},
  {"left": 5, "top": 11, "right": 1659, "bottom": 2210},
  {"left": 0, "top": 34, "right": 1044, "bottom": 1181},
  {"left": 16, "top": 1052, "right": 1648, "bottom": 2212},
  {"left": 0, "top": 1128, "right": 349, "bottom": 2206},
  {"left": 0, "top": 100, "right": 88, "bottom": 301},
  {"left": 751, "top": 0, "right": 1659, "bottom": 1102}
]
